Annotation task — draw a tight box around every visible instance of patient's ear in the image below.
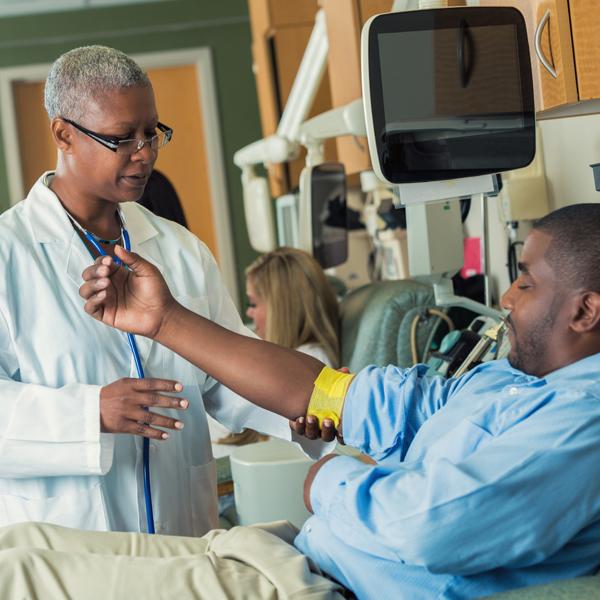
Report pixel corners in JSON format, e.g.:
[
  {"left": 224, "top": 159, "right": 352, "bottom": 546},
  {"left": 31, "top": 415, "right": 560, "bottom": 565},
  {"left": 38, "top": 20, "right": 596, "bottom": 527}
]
[{"left": 570, "top": 291, "right": 600, "bottom": 333}]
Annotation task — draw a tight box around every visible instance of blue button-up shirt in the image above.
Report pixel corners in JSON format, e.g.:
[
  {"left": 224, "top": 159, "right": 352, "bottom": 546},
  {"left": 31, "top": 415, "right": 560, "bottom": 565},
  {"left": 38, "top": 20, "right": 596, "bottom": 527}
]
[{"left": 295, "top": 354, "right": 600, "bottom": 599}]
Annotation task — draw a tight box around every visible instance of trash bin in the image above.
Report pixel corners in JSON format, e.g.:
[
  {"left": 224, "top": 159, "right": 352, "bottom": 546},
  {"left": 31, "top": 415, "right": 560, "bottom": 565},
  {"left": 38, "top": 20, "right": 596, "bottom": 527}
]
[{"left": 230, "top": 438, "right": 314, "bottom": 529}]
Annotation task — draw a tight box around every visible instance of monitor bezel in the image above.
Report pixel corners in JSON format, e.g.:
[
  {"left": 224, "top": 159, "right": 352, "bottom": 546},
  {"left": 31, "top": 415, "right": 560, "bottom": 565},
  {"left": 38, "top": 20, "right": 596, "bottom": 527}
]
[
  {"left": 362, "top": 7, "right": 535, "bottom": 184},
  {"left": 310, "top": 162, "right": 348, "bottom": 270}
]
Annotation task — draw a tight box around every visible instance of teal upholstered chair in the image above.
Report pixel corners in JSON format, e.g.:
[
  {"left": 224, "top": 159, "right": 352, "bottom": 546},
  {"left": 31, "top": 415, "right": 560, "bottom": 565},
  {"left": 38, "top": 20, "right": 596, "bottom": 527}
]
[
  {"left": 483, "top": 576, "right": 600, "bottom": 599},
  {"left": 339, "top": 279, "right": 440, "bottom": 372}
]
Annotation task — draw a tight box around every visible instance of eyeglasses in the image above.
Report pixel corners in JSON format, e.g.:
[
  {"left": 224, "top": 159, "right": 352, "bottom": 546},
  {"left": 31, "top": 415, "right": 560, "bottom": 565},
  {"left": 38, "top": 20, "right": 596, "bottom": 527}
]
[{"left": 62, "top": 118, "right": 173, "bottom": 155}]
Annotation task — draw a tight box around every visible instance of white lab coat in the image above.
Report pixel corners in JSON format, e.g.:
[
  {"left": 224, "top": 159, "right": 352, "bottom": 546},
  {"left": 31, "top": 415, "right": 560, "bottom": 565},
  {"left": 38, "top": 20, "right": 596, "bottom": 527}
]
[{"left": 0, "top": 173, "right": 312, "bottom": 536}]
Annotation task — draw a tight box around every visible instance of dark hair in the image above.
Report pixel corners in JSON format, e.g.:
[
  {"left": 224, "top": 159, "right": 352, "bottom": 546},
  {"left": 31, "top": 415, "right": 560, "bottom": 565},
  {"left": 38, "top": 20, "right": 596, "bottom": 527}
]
[
  {"left": 533, "top": 203, "right": 600, "bottom": 291},
  {"left": 138, "top": 170, "right": 188, "bottom": 228}
]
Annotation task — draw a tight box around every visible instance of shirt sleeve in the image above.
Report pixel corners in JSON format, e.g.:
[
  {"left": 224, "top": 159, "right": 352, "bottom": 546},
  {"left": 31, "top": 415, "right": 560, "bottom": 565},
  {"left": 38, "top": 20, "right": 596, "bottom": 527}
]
[
  {"left": 310, "top": 392, "right": 600, "bottom": 574},
  {"left": 0, "top": 307, "right": 114, "bottom": 478},
  {"left": 342, "top": 364, "right": 459, "bottom": 461}
]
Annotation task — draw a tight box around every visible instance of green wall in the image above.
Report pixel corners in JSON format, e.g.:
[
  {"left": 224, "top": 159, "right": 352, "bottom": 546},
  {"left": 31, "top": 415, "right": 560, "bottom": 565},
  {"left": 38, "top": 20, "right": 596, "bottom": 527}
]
[{"left": 0, "top": 0, "right": 261, "bottom": 304}]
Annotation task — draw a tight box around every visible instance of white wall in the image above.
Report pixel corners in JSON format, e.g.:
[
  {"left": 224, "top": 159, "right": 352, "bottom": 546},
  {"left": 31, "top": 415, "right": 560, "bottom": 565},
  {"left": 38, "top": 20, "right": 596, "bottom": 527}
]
[
  {"left": 464, "top": 190, "right": 515, "bottom": 305},
  {"left": 466, "top": 113, "right": 600, "bottom": 306},
  {"left": 539, "top": 113, "right": 600, "bottom": 209}
]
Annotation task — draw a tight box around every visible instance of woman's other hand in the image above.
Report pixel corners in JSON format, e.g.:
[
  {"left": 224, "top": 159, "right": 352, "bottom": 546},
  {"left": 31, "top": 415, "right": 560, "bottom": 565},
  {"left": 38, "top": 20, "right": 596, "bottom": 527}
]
[{"left": 100, "top": 377, "right": 188, "bottom": 440}]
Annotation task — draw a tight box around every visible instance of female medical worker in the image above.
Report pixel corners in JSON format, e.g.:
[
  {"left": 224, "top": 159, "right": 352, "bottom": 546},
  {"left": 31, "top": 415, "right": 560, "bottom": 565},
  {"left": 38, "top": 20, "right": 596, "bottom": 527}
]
[
  {"left": 0, "top": 45, "right": 317, "bottom": 536},
  {"left": 245, "top": 247, "right": 339, "bottom": 368}
]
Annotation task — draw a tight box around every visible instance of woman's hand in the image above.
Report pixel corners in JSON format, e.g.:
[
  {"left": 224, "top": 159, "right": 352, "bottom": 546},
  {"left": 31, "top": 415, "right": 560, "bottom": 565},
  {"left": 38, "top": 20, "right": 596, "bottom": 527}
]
[
  {"left": 79, "top": 245, "right": 178, "bottom": 339},
  {"left": 100, "top": 377, "right": 188, "bottom": 440}
]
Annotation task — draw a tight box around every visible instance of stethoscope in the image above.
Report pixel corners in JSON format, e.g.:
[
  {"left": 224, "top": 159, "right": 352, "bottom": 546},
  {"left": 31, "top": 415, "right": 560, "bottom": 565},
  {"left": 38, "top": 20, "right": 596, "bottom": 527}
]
[{"left": 67, "top": 211, "right": 156, "bottom": 534}]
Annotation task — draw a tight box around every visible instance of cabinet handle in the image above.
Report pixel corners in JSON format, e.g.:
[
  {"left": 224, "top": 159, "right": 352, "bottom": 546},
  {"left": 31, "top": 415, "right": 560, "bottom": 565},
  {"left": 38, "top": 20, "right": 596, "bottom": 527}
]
[
  {"left": 534, "top": 9, "right": 558, "bottom": 79},
  {"left": 458, "top": 19, "right": 474, "bottom": 88}
]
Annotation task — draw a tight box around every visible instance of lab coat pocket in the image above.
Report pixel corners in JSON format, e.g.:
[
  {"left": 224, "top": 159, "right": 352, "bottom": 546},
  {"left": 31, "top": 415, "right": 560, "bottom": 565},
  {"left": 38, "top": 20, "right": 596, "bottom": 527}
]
[
  {"left": 0, "top": 481, "right": 107, "bottom": 531},
  {"left": 188, "top": 458, "right": 219, "bottom": 536}
]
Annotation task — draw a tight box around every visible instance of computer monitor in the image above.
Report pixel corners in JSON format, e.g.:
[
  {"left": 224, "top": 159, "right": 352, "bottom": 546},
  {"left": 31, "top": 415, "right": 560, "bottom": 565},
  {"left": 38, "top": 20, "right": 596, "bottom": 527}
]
[
  {"left": 361, "top": 7, "right": 535, "bottom": 184},
  {"left": 299, "top": 163, "right": 348, "bottom": 269}
]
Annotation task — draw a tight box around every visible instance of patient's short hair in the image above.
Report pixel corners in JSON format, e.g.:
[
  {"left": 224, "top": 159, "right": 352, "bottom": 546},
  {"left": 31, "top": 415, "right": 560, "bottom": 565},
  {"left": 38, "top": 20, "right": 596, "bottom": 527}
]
[
  {"left": 44, "top": 45, "right": 150, "bottom": 121},
  {"left": 533, "top": 203, "right": 600, "bottom": 291}
]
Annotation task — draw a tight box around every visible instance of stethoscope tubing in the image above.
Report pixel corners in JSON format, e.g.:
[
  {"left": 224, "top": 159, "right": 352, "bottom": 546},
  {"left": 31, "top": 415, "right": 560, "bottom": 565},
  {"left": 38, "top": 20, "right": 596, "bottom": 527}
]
[{"left": 81, "top": 224, "right": 156, "bottom": 534}]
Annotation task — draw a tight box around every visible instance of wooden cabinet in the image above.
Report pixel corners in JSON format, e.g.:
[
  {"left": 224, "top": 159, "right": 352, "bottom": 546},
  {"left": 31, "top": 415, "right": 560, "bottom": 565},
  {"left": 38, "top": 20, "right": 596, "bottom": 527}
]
[
  {"left": 249, "top": 0, "right": 477, "bottom": 183},
  {"left": 479, "top": 1, "right": 600, "bottom": 114},
  {"left": 247, "top": 0, "right": 335, "bottom": 196},
  {"left": 568, "top": 0, "right": 600, "bottom": 101},
  {"left": 248, "top": 0, "right": 600, "bottom": 190}
]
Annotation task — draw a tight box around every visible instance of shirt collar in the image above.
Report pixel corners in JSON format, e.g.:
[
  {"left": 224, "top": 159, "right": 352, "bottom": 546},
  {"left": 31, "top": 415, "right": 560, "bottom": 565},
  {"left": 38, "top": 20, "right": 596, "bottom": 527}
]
[
  {"left": 544, "top": 352, "right": 600, "bottom": 383},
  {"left": 24, "top": 172, "right": 75, "bottom": 243},
  {"left": 494, "top": 352, "right": 600, "bottom": 382},
  {"left": 24, "top": 171, "right": 158, "bottom": 246},
  {"left": 488, "top": 354, "right": 600, "bottom": 385},
  {"left": 119, "top": 199, "right": 158, "bottom": 245}
]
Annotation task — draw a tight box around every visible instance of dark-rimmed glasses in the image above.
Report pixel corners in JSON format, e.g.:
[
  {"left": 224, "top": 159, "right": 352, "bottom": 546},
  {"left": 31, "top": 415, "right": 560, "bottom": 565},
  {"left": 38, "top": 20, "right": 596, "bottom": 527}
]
[{"left": 62, "top": 118, "right": 173, "bottom": 155}]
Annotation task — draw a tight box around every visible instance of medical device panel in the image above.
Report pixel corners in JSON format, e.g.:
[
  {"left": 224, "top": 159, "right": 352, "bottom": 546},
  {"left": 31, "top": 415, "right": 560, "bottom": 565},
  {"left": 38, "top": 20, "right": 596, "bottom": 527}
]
[
  {"left": 362, "top": 7, "right": 535, "bottom": 184},
  {"left": 299, "top": 162, "right": 348, "bottom": 269}
]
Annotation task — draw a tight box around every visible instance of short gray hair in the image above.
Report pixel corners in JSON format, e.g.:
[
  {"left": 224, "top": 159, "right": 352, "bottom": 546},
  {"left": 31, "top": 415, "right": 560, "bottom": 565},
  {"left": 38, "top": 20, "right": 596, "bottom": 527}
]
[{"left": 44, "top": 45, "right": 150, "bottom": 121}]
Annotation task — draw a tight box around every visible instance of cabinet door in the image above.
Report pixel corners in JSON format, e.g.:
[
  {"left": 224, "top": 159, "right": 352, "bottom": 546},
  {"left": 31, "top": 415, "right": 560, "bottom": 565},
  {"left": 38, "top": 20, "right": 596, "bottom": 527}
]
[
  {"left": 271, "top": 24, "right": 335, "bottom": 189},
  {"left": 248, "top": 0, "right": 333, "bottom": 196},
  {"left": 568, "top": 0, "right": 600, "bottom": 101},
  {"left": 479, "top": 0, "right": 577, "bottom": 112},
  {"left": 322, "top": 0, "right": 395, "bottom": 175},
  {"left": 323, "top": 0, "right": 371, "bottom": 176}
]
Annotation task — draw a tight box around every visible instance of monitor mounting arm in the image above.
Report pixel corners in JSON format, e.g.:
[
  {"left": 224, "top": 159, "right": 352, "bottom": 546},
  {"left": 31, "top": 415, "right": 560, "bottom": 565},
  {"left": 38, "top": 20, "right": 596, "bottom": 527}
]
[{"left": 233, "top": 10, "right": 329, "bottom": 252}]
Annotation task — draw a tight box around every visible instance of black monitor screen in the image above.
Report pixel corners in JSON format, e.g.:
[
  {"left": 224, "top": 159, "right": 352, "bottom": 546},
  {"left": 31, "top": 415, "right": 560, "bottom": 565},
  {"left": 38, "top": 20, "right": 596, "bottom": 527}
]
[
  {"left": 310, "top": 163, "right": 348, "bottom": 269},
  {"left": 367, "top": 7, "right": 535, "bottom": 183}
]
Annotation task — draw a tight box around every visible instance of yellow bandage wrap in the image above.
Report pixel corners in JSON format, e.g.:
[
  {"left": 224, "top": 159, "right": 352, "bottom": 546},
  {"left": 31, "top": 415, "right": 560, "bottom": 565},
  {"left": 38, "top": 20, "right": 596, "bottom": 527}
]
[{"left": 307, "top": 367, "right": 354, "bottom": 428}]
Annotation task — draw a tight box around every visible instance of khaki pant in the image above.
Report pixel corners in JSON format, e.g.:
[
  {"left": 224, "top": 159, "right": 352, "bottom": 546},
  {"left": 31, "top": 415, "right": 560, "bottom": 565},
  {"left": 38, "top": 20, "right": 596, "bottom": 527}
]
[{"left": 0, "top": 521, "right": 344, "bottom": 599}]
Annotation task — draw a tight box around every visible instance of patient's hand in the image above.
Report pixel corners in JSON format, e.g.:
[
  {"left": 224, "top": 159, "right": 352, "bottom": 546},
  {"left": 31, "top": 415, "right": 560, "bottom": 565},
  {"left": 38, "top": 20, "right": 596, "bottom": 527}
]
[
  {"left": 289, "top": 366, "right": 349, "bottom": 443},
  {"left": 289, "top": 415, "right": 343, "bottom": 443}
]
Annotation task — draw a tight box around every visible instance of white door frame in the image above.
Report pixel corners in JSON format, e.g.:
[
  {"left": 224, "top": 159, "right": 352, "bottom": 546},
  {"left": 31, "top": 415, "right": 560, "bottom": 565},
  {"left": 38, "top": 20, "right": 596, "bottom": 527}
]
[{"left": 0, "top": 47, "right": 239, "bottom": 305}]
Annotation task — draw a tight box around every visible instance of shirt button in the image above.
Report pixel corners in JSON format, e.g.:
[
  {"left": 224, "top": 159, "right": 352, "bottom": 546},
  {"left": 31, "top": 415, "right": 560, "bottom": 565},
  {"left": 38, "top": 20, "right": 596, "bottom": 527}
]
[
  {"left": 150, "top": 443, "right": 157, "bottom": 452},
  {"left": 305, "top": 525, "right": 312, "bottom": 533},
  {"left": 509, "top": 387, "right": 519, "bottom": 395}
]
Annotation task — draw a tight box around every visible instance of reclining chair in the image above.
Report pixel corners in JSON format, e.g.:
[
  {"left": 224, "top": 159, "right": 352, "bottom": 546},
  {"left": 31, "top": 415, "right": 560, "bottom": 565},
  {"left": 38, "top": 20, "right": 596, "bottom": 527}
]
[
  {"left": 339, "top": 278, "right": 441, "bottom": 371},
  {"left": 486, "top": 577, "right": 600, "bottom": 599}
]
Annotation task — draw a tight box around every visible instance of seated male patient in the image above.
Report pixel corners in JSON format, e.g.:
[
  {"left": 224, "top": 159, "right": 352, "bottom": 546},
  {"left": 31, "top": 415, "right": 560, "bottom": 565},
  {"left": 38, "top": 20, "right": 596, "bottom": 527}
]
[{"left": 2, "top": 207, "right": 600, "bottom": 598}]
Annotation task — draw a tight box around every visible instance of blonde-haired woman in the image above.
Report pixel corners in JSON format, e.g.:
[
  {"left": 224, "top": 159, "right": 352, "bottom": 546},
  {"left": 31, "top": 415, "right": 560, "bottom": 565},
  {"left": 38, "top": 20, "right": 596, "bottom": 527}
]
[
  {"left": 245, "top": 247, "right": 340, "bottom": 367},
  {"left": 210, "top": 248, "right": 340, "bottom": 450}
]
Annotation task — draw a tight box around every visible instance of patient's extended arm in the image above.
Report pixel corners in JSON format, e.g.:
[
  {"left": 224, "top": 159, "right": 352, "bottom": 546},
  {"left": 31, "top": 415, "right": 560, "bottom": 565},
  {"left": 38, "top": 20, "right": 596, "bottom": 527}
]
[{"left": 80, "top": 247, "right": 328, "bottom": 422}]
